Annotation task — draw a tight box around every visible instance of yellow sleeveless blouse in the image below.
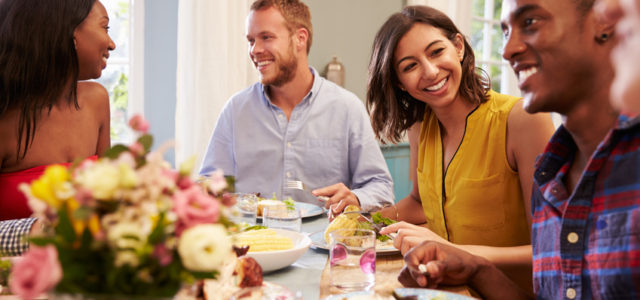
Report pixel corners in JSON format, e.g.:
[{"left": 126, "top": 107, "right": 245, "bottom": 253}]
[{"left": 417, "top": 90, "right": 530, "bottom": 246}]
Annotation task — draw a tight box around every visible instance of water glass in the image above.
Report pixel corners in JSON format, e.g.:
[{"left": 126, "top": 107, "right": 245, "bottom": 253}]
[
  {"left": 230, "top": 193, "right": 258, "bottom": 226},
  {"left": 263, "top": 205, "right": 301, "bottom": 232},
  {"left": 329, "top": 229, "right": 376, "bottom": 292}
]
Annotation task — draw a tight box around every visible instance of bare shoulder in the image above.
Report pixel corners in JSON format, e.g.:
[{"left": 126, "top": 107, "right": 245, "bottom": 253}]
[
  {"left": 507, "top": 100, "right": 554, "bottom": 135},
  {"left": 77, "top": 81, "right": 109, "bottom": 104},
  {"left": 77, "top": 81, "right": 110, "bottom": 117}
]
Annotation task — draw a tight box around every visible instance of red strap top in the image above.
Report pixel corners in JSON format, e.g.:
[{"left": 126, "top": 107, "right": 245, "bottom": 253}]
[{"left": 0, "top": 155, "right": 98, "bottom": 221}]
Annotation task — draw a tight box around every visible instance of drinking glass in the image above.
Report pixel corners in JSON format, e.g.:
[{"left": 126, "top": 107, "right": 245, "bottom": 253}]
[
  {"left": 230, "top": 193, "right": 258, "bottom": 226},
  {"left": 263, "top": 205, "right": 301, "bottom": 232},
  {"left": 329, "top": 229, "right": 376, "bottom": 292}
]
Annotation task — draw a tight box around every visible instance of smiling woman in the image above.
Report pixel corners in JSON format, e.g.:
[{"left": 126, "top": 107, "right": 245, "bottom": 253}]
[
  {"left": 367, "top": 5, "right": 555, "bottom": 295},
  {"left": 0, "top": 0, "right": 114, "bottom": 223}
]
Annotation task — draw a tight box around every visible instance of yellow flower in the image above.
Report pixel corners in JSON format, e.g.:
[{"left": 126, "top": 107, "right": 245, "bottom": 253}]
[
  {"left": 30, "top": 165, "right": 71, "bottom": 209},
  {"left": 117, "top": 162, "right": 138, "bottom": 188}
]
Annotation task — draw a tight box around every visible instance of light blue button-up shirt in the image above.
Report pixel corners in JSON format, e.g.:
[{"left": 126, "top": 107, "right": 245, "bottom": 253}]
[{"left": 200, "top": 68, "right": 393, "bottom": 211}]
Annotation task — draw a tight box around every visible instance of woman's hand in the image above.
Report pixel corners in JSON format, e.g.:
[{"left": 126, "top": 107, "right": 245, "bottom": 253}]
[{"left": 379, "top": 221, "right": 452, "bottom": 255}]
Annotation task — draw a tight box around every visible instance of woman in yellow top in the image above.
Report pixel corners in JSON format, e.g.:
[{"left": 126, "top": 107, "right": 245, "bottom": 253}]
[{"left": 366, "top": 6, "right": 555, "bottom": 293}]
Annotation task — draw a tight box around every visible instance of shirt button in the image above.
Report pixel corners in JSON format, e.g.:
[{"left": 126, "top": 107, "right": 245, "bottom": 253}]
[
  {"left": 287, "top": 142, "right": 291, "bottom": 148},
  {"left": 279, "top": 114, "right": 284, "bottom": 119},
  {"left": 566, "top": 288, "right": 576, "bottom": 299},
  {"left": 567, "top": 232, "right": 579, "bottom": 244},
  {"left": 552, "top": 188, "right": 558, "bottom": 194},
  {"left": 286, "top": 172, "right": 291, "bottom": 178}
]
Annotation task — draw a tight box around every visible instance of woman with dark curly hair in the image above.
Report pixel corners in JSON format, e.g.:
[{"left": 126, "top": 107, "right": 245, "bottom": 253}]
[
  {"left": 0, "top": 0, "right": 114, "bottom": 224},
  {"left": 368, "top": 6, "right": 554, "bottom": 294}
]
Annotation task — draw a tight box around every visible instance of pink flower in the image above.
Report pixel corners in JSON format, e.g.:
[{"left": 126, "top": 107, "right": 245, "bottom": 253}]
[
  {"left": 206, "top": 169, "right": 227, "bottom": 193},
  {"left": 153, "top": 244, "right": 173, "bottom": 266},
  {"left": 128, "top": 142, "right": 145, "bottom": 156},
  {"left": 128, "top": 114, "right": 150, "bottom": 133},
  {"left": 10, "top": 245, "right": 62, "bottom": 299},
  {"left": 173, "top": 186, "right": 220, "bottom": 236}
]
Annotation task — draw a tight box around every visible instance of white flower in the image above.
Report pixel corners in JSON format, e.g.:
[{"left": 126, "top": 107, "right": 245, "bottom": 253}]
[
  {"left": 75, "top": 161, "right": 120, "bottom": 199},
  {"left": 178, "top": 224, "right": 230, "bottom": 272},
  {"left": 107, "top": 221, "right": 147, "bottom": 251},
  {"left": 115, "top": 250, "right": 140, "bottom": 268}
]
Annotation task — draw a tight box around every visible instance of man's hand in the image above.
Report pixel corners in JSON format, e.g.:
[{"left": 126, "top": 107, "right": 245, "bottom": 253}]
[
  {"left": 312, "top": 183, "right": 359, "bottom": 218},
  {"left": 398, "top": 241, "right": 480, "bottom": 288}
]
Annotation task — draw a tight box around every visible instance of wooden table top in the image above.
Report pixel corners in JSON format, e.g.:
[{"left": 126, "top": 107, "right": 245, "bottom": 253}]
[{"left": 319, "top": 252, "right": 473, "bottom": 299}]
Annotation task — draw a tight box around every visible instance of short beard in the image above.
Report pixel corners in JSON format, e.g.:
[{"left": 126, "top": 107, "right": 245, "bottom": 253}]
[{"left": 262, "top": 41, "right": 297, "bottom": 87}]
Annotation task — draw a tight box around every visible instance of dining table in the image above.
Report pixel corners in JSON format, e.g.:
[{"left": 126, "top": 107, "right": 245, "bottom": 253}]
[
  {"left": 264, "top": 214, "right": 473, "bottom": 300},
  {"left": 0, "top": 212, "right": 472, "bottom": 300}
]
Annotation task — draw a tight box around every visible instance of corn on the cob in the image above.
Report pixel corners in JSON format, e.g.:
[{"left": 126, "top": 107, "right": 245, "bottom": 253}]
[
  {"left": 234, "top": 229, "right": 294, "bottom": 252},
  {"left": 324, "top": 205, "right": 361, "bottom": 243}
]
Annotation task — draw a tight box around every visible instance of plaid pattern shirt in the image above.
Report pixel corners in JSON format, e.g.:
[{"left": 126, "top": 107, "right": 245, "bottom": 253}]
[
  {"left": 531, "top": 115, "right": 640, "bottom": 300},
  {"left": 0, "top": 218, "right": 36, "bottom": 256}
]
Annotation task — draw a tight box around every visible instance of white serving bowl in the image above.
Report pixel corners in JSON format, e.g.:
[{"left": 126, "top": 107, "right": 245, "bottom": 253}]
[{"left": 245, "top": 228, "right": 311, "bottom": 272}]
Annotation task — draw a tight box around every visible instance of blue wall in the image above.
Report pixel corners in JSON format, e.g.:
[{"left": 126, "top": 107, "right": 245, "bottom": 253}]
[{"left": 144, "top": 0, "right": 178, "bottom": 164}]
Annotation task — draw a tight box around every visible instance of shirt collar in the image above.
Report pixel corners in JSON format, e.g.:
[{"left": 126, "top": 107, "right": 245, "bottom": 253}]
[{"left": 259, "top": 66, "right": 322, "bottom": 109}]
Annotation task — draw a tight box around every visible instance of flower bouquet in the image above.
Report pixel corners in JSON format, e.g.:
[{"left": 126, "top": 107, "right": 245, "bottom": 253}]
[{"left": 9, "top": 115, "right": 236, "bottom": 299}]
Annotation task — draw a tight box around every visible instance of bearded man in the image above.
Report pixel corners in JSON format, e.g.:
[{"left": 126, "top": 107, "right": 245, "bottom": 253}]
[{"left": 200, "top": 0, "right": 394, "bottom": 214}]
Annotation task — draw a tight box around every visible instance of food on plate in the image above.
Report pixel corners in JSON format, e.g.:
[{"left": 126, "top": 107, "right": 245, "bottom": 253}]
[
  {"left": 256, "top": 199, "right": 283, "bottom": 216},
  {"left": 324, "top": 205, "right": 397, "bottom": 244},
  {"left": 234, "top": 228, "right": 294, "bottom": 252},
  {"left": 202, "top": 248, "right": 264, "bottom": 300},
  {"left": 234, "top": 256, "right": 263, "bottom": 288},
  {"left": 324, "top": 205, "right": 361, "bottom": 243},
  {"left": 256, "top": 196, "right": 295, "bottom": 216}
]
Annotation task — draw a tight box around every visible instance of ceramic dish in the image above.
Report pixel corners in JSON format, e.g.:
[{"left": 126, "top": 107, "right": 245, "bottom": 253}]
[
  {"left": 253, "top": 202, "right": 326, "bottom": 220},
  {"left": 309, "top": 231, "right": 399, "bottom": 255},
  {"left": 244, "top": 229, "right": 311, "bottom": 272}
]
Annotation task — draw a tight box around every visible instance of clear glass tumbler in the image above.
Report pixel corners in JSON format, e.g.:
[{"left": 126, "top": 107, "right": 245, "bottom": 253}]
[
  {"left": 329, "top": 229, "right": 376, "bottom": 292},
  {"left": 230, "top": 193, "right": 258, "bottom": 226},
  {"left": 263, "top": 205, "right": 301, "bottom": 232}
]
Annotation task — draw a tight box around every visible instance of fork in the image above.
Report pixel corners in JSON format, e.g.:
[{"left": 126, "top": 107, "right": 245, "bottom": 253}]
[{"left": 286, "top": 180, "right": 330, "bottom": 202}]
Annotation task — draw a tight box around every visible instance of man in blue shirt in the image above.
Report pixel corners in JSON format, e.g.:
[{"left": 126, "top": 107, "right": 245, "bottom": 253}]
[{"left": 199, "top": 0, "right": 394, "bottom": 213}]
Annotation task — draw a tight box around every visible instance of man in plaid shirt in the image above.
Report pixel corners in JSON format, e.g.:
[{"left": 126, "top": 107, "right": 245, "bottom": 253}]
[{"left": 395, "top": 0, "right": 640, "bottom": 298}]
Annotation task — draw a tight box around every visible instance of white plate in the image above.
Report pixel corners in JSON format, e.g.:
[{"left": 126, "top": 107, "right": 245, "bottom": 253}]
[
  {"left": 255, "top": 202, "right": 326, "bottom": 220},
  {"left": 244, "top": 229, "right": 311, "bottom": 272},
  {"left": 323, "top": 288, "right": 475, "bottom": 300},
  {"left": 309, "top": 231, "right": 399, "bottom": 255}
]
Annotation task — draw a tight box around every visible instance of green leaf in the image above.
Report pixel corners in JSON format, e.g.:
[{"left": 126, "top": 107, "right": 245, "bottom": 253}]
[
  {"left": 371, "top": 212, "right": 396, "bottom": 226},
  {"left": 243, "top": 225, "right": 267, "bottom": 231},
  {"left": 29, "top": 236, "right": 56, "bottom": 246},
  {"left": 104, "top": 144, "right": 130, "bottom": 159},
  {"left": 137, "top": 134, "right": 153, "bottom": 153},
  {"left": 148, "top": 213, "right": 166, "bottom": 244},
  {"left": 56, "top": 205, "right": 77, "bottom": 244},
  {"left": 224, "top": 176, "right": 236, "bottom": 193}
]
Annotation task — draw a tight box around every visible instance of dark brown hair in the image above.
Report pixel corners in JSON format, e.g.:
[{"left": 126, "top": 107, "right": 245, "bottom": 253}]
[
  {"left": 0, "top": 0, "right": 96, "bottom": 158},
  {"left": 366, "top": 5, "right": 490, "bottom": 144},
  {"left": 251, "top": 0, "right": 313, "bottom": 54}
]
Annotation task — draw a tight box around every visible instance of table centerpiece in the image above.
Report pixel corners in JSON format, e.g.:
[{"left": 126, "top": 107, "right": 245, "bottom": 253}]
[{"left": 9, "top": 115, "right": 236, "bottom": 300}]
